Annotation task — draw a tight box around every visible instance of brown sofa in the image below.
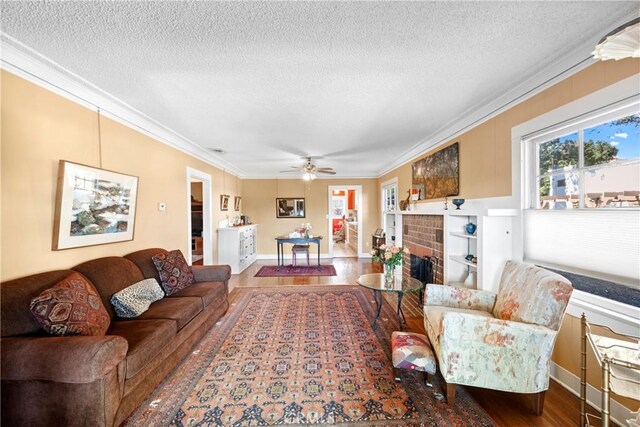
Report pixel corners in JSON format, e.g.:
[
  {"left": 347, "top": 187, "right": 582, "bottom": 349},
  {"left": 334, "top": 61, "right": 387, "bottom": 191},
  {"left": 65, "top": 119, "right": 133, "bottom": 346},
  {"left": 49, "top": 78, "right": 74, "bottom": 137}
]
[{"left": 0, "top": 248, "right": 230, "bottom": 427}]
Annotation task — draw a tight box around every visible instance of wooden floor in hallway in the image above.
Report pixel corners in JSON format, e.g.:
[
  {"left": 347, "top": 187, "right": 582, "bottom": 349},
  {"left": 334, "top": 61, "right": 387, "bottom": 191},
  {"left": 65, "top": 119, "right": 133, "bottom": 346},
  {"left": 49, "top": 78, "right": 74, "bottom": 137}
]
[{"left": 229, "top": 257, "right": 606, "bottom": 427}]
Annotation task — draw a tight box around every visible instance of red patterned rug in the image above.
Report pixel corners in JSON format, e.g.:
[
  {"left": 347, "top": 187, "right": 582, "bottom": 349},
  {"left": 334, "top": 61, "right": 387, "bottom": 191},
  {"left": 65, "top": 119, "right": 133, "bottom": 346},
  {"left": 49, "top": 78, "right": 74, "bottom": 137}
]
[
  {"left": 255, "top": 265, "right": 337, "bottom": 277},
  {"left": 124, "top": 286, "right": 495, "bottom": 426}
]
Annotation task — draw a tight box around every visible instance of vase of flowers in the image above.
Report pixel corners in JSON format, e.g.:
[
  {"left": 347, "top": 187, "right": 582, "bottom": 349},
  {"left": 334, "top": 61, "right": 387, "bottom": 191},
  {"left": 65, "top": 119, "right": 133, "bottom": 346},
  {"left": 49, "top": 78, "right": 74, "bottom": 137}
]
[
  {"left": 301, "top": 223, "right": 312, "bottom": 237},
  {"left": 371, "top": 244, "right": 407, "bottom": 284}
]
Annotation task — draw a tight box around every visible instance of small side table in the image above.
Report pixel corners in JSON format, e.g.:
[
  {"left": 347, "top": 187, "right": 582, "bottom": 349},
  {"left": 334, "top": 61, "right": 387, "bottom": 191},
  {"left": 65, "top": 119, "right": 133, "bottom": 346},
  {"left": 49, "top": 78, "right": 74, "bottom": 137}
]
[{"left": 356, "top": 273, "right": 422, "bottom": 330}]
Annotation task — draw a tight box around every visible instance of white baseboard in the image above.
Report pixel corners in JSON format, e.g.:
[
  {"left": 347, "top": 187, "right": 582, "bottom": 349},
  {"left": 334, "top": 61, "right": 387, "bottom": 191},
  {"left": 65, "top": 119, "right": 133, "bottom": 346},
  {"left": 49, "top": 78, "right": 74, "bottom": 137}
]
[{"left": 550, "top": 362, "right": 634, "bottom": 426}]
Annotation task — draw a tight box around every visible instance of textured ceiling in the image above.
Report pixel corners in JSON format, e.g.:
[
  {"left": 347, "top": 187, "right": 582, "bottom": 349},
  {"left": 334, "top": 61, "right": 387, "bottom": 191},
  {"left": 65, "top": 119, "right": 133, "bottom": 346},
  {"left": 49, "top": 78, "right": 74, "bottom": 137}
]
[{"left": 1, "top": 1, "right": 637, "bottom": 177}]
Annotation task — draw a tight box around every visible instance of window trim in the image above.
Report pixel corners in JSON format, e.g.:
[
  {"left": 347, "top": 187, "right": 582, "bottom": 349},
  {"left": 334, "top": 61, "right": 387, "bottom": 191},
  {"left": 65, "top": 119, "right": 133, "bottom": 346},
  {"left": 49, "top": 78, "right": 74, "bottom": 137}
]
[{"left": 524, "top": 97, "right": 640, "bottom": 210}]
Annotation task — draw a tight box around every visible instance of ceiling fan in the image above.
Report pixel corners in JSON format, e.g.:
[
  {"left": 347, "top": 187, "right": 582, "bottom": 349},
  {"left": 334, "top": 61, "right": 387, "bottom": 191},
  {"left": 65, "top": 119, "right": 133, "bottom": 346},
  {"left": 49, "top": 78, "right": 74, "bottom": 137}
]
[{"left": 280, "top": 157, "right": 336, "bottom": 180}]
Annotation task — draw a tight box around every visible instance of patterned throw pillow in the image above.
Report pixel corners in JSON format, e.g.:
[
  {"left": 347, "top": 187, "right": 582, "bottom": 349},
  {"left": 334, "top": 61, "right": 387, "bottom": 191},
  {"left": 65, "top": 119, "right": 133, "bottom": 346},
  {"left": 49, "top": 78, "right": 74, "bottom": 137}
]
[
  {"left": 152, "top": 249, "right": 195, "bottom": 296},
  {"left": 30, "top": 272, "right": 110, "bottom": 336},
  {"left": 111, "top": 278, "right": 164, "bottom": 318}
]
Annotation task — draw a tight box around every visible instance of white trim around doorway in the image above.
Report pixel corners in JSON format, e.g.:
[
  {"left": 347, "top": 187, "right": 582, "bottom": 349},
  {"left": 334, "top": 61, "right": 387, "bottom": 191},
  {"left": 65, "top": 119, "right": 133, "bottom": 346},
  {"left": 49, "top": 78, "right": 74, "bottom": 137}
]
[
  {"left": 186, "top": 167, "right": 213, "bottom": 265},
  {"left": 327, "top": 185, "right": 363, "bottom": 259}
]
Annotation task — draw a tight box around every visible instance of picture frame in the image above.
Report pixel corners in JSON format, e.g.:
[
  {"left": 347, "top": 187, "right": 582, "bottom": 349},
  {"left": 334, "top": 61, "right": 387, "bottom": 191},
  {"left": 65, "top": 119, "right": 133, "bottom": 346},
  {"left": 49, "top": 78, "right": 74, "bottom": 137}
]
[
  {"left": 53, "top": 160, "right": 139, "bottom": 250},
  {"left": 220, "top": 194, "right": 230, "bottom": 211},
  {"left": 412, "top": 142, "right": 459, "bottom": 200},
  {"left": 276, "top": 197, "right": 305, "bottom": 218},
  {"left": 234, "top": 196, "right": 241, "bottom": 211}
]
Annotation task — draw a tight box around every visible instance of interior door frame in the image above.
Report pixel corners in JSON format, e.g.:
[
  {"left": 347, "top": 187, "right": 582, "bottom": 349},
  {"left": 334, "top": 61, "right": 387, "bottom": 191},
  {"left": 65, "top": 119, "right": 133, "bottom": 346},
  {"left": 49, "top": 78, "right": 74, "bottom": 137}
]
[
  {"left": 327, "top": 185, "right": 363, "bottom": 258},
  {"left": 186, "top": 167, "right": 213, "bottom": 265}
]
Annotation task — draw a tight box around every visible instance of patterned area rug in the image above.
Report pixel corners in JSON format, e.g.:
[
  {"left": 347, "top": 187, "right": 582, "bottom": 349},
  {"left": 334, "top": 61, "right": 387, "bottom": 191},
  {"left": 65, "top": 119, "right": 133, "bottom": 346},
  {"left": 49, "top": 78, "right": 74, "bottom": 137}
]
[
  {"left": 255, "top": 265, "right": 337, "bottom": 277},
  {"left": 124, "top": 286, "right": 495, "bottom": 426}
]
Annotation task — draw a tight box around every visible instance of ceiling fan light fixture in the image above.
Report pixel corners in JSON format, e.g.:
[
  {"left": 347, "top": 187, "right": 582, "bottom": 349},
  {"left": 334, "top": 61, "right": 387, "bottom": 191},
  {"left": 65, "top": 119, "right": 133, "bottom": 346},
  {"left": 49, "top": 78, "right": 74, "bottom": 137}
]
[
  {"left": 592, "top": 18, "right": 640, "bottom": 61},
  {"left": 303, "top": 172, "right": 316, "bottom": 181}
]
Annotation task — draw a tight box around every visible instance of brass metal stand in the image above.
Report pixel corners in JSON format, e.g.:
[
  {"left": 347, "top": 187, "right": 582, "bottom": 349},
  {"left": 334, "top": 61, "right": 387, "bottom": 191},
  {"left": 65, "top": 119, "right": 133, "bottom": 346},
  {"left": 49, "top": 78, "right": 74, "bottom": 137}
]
[{"left": 580, "top": 313, "right": 640, "bottom": 427}]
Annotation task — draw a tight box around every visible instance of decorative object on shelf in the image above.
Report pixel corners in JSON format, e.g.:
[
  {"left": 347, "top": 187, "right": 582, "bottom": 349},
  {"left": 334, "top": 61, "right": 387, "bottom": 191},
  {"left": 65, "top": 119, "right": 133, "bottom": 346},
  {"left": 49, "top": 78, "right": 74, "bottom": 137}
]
[
  {"left": 465, "top": 222, "right": 477, "bottom": 235},
  {"left": 412, "top": 142, "right": 459, "bottom": 199},
  {"left": 465, "top": 254, "right": 474, "bottom": 262},
  {"left": 444, "top": 196, "right": 449, "bottom": 210},
  {"left": 276, "top": 197, "right": 305, "bottom": 218},
  {"left": 592, "top": 17, "right": 640, "bottom": 61},
  {"left": 53, "top": 160, "right": 139, "bottom": 250},
  {"left": 463, "top": 271, "right": 476, "bottom": 287},
  {"left": 452, "top": 198, "right": 465, "bottom": 210},
  {"left": 411, "top": 185, "right": 422, "bottom": 201},
  {"left": 371, "top": 244, "right": 408, "bottom": 283},
  {"left": 220, "top": 194, "right": 230, "bottom": 211},
  {"left": 399, "top": 190, "right": 411, "bottom": 211},
  {"left": 234, "top": 196, "right": 241, "bottom": 211},
  {"left": 230, "top": 213, "right": 242, "bottom": 226}
]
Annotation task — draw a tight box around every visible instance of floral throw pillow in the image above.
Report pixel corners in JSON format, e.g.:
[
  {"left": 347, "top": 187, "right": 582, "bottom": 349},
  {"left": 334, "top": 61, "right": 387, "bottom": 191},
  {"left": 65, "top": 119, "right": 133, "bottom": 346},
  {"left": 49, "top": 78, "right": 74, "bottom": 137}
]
[
  {"left": 152, "top": 250, "right": 195, "bottom": 296},
  {"left": 111, "top": 278, "right": 164, "bottom": 318},
  {"left": 30, "top": 272, "right": 110, "bottom": 336}
]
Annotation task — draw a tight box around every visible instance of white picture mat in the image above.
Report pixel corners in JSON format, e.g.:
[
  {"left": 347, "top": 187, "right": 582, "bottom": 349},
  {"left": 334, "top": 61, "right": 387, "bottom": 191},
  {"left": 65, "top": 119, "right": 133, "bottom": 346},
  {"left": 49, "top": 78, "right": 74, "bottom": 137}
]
[{"left": 54, "top": 161, "right": 138, "bottom": 250}]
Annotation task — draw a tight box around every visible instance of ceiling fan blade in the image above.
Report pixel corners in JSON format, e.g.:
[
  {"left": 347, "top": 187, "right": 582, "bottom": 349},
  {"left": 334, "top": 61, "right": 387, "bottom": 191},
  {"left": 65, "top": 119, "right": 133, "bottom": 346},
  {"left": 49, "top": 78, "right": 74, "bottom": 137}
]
[
  {"left": 317, "top": 170, "right": 336, "bottom": 175},
  {"left": 279, "top": 170, "right": 302, "bottom": 173},
  {"left": 316, "top": 167, "right": 335, "bottom": 172}
]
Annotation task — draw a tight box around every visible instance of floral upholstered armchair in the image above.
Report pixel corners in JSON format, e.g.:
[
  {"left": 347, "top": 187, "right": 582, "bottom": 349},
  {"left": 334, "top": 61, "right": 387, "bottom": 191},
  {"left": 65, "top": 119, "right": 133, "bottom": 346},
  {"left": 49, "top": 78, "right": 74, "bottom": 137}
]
[{"left": 423, "top": 260, "right": 573, "bottom": 414}]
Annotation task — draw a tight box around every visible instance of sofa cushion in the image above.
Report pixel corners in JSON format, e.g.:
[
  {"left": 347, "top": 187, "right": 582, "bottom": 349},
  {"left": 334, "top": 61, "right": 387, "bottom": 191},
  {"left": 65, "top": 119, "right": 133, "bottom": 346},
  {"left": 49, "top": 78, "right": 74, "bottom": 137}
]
[
  {"left": 30, "top": 272, "right": 110, "bottom": 336},
  {"left": 493, "top": 261, "right": 573, "bottom": 330},
  {"left": 133, "top": 297, "right": 202, "bottom": 330},
  {"left": 152, "top": 250, "right": 195, "bottom": 296},
  {"left": 73, "top": 257, "right": 145, "bottom": 319},
  {"left": 1, "top": 270, "right": 75, "bottom": 337},
  {"left": 111, "top": 278, "right": 164, "bottom": 318},
  {"left": 168, "top": 281, "right": 227, "bottom": 309},
  {"left": 107, "top": 319, "right": 176, "bottom": 379}
]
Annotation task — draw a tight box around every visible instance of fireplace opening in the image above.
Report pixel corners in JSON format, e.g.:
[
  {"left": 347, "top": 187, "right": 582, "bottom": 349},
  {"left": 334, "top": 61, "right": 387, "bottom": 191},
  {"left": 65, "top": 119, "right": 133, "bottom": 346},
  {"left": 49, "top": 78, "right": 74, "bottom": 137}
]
[{"left": 410, "top": 254, "right": 438, "bottom": 303}]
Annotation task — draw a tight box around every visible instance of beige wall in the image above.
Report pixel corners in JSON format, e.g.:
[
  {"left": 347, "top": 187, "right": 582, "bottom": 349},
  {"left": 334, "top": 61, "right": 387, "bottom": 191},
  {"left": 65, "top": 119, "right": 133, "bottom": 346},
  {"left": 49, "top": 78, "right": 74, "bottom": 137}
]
[
  {"left": 242, "top": 178, "right": 379, "bottom": 256},
  {"left": 1, "top": 71, "right": 240, "bottom": 280},
  {"left": 379, "top": 58, "right": 640, "bottom": 411},
  {"left": 380, "top": 58, "right": 640, "bottom": 202}
]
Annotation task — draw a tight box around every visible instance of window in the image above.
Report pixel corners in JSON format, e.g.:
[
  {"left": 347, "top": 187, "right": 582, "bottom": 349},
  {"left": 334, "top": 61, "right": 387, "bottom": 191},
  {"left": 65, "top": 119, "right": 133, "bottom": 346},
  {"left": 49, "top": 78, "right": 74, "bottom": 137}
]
[
  {"left": 528, "top": 102, "right": 639, "bottom": 210},
  {"left": 382, "top": 183, "right": 397, "bottom": 212}
]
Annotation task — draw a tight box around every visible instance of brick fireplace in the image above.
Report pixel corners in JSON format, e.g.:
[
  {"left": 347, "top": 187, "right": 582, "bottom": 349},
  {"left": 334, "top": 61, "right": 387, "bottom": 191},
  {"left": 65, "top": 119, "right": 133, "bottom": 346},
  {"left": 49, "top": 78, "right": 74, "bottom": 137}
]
[{"left": 402, "top": 214, "right": 444, "bottom": 284}]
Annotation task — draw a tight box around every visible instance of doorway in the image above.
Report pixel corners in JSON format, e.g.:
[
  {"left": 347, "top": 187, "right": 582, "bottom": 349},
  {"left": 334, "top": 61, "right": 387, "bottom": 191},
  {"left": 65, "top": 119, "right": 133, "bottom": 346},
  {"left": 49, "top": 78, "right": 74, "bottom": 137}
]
[
  {"left": 327, "top": 185, "right": 362, "bottom": 258},
  {"left": 186, "top": 167, "right": 213, "bottom": 265}
]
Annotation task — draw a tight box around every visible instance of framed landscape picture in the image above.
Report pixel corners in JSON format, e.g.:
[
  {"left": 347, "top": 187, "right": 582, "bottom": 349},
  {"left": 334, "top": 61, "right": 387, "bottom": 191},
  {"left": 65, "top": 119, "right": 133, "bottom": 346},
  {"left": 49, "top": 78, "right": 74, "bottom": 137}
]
[
  {"left": 53, "top": 160, "right": 138, "bottom": 250},
  {"left": 412, "top": 142, "right": 459, "bottom": 199}
]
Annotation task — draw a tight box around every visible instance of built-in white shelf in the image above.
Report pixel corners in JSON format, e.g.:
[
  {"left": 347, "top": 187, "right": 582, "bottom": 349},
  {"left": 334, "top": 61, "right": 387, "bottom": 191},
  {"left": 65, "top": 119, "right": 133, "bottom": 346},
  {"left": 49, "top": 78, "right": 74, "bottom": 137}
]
[
  {"left": 382, "top": 208, "right": 514, "bottom": 292},
  {"left": 449, "top": 232, "right": 477, "bottom": 240},
  {"left": 450, "top": 255, "right": 478, "bottom": 269}
]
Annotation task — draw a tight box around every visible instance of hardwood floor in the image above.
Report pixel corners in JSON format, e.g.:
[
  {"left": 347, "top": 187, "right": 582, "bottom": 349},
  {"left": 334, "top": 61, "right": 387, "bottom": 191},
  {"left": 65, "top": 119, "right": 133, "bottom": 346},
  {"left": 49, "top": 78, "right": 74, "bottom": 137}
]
[{"left": 230, "top": 257, "right": 601, "bottom": 426}]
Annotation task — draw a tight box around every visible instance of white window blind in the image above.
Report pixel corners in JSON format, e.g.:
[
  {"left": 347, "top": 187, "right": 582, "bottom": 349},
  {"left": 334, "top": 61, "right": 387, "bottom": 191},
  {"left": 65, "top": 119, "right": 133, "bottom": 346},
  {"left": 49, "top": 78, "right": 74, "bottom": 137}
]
[{"left": 523, "top": 96, "right": 640, "bottom": 287}]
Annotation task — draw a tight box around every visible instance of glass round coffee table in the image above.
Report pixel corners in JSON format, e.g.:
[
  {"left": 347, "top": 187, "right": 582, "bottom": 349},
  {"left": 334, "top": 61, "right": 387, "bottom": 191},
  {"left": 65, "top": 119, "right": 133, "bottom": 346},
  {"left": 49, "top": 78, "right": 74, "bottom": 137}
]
[{"left": 356, "top": 273, "right": 423, "bottom": 330}]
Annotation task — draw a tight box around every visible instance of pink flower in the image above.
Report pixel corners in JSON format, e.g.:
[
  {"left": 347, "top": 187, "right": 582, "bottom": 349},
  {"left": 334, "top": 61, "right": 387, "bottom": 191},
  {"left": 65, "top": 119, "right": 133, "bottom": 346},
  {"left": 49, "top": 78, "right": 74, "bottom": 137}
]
[{"left": 384, "top": 252, "right": 392, "bottom": 260}]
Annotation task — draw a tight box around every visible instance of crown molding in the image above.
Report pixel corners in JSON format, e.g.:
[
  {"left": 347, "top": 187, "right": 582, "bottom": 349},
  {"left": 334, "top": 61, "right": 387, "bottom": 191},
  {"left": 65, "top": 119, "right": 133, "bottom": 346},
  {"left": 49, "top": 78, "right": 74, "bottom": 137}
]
[
  {"left": 2, "top": 6, "right": 636, "bottom": 183},
  {"left": 376, "top": 11, "right": 640, "bottom": 178},
  {"left": 0, "top": 33, "right": 245, "bottom": 177}
]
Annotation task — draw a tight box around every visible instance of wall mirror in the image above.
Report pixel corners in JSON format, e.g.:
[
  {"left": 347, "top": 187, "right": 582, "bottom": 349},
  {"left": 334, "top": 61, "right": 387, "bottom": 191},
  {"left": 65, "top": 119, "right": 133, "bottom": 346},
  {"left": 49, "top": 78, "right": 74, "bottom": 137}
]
[{"left": 276, "top": 198, "right": 305, "bottom": 218}]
